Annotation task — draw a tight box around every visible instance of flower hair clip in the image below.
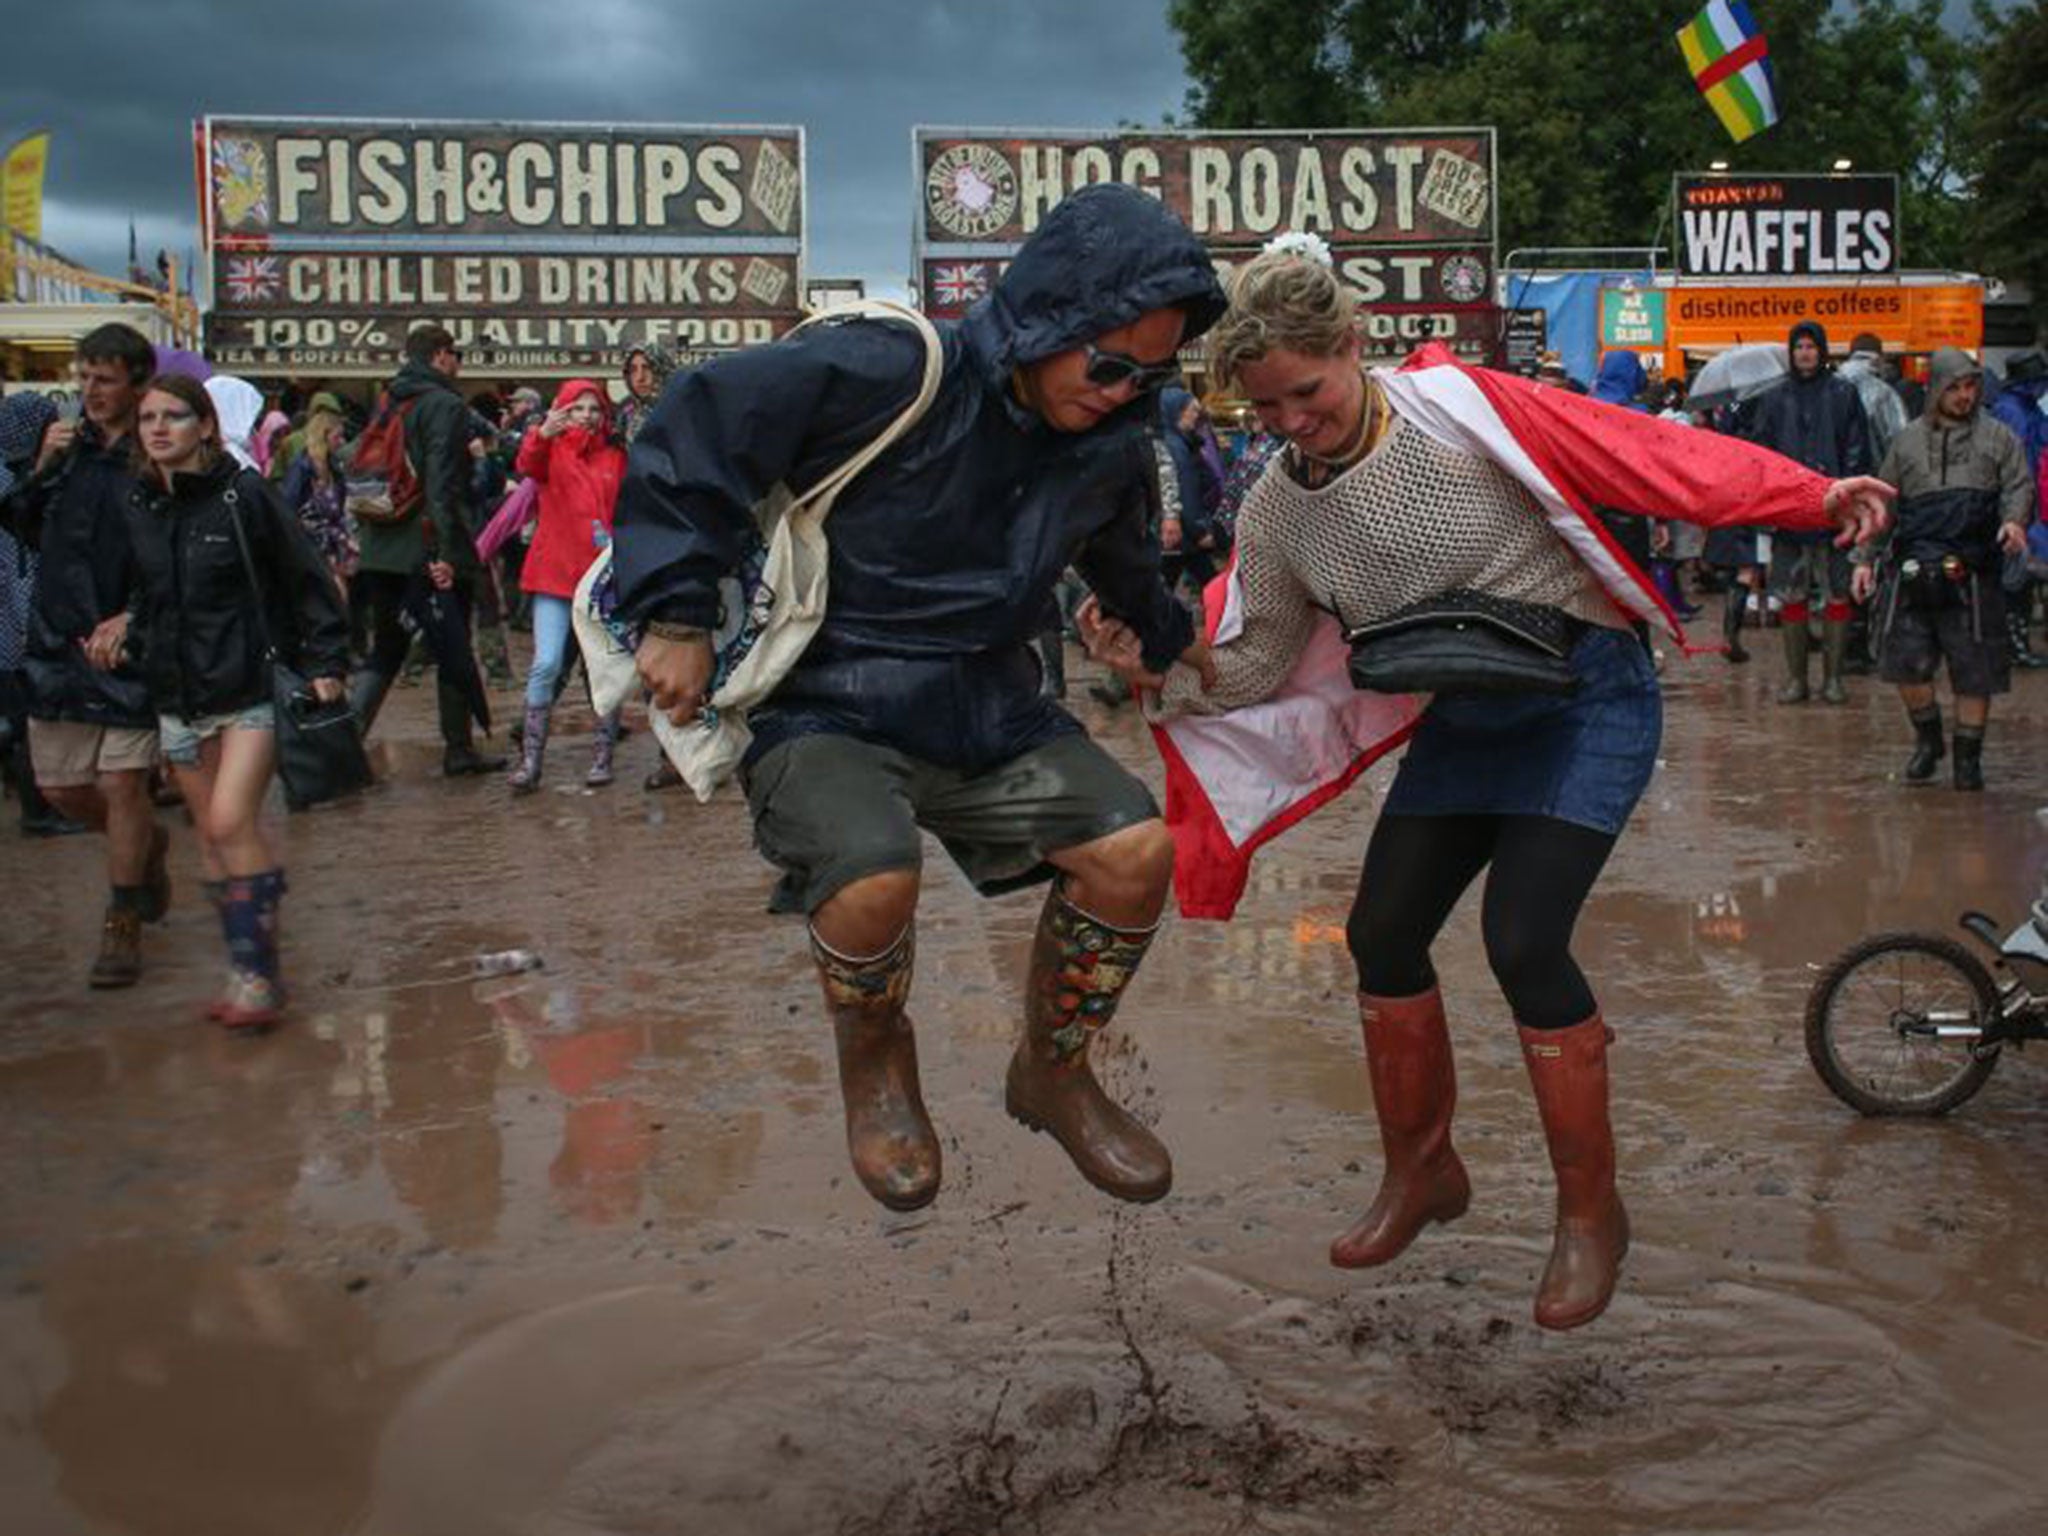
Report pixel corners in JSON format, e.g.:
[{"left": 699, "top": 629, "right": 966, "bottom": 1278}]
[{"left": 1262, "top": 230, "right": 1334, "bottom": 268}]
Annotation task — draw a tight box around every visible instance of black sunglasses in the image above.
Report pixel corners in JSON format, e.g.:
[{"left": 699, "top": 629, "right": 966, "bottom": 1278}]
[{"left": 1082, "top": 343, "right": 1180, "bottom": 394}]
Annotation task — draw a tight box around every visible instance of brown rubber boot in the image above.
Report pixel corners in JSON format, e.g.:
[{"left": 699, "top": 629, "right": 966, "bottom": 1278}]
[
  {"left": 1004, "top": 883, "right": 1171, "bottom": 1202},
  {"left": 1519, "top": 1016, "right": 1630, "bottom": 1331},
  {"left": 812, "top": 925, "right": 940, "bottom": 1212},
  {"left": 88, "top": 906, "right": 143, "bottom": 990},
  {"left": 1330, "top": 988, "right": 1472, "bottom": 1268}
]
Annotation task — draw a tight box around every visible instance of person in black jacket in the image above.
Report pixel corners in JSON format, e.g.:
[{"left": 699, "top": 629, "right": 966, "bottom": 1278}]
[
  {"left": 0, "top": 322, "right": 171, "bottom": 988},
  {"left": 86, "top": 374, "right": 349, "bottom": 1029},
  {"left": 1746, "top": 320, "right": 1875, "bottom": 703},
  {"left": 616, "top": 184, "right": 1226, "bottom": 1213},
  {"left": 348, "top": 324, "right": 503, "bottom": 776}
]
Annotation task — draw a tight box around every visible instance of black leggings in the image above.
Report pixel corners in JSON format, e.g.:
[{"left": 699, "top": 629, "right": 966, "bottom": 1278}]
[{"left": 1347, "top": 812, "right": 1617, "bottom": 1030}]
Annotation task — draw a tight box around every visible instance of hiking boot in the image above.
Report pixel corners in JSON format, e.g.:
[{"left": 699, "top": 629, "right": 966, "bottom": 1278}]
[{"left": 88, "top": 907, "right": 143, "bottom": 990}]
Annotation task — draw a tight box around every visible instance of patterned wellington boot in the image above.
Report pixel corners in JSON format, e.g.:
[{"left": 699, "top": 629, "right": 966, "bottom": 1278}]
[
  {"left": 507, "top": 704, "right": 550, "bottom": 795},
  {"left": 214, "top": 874, "right": 284, "bottom": 1031},
  {"left": 813, "top": 925, "right": 940, "bottom": 1211},
  {"left": 586, "top": 710, "right": 620, "bottom": 787},
  {"left": 1004, "top": 882, "right": 1171, "bottom": 1202}
]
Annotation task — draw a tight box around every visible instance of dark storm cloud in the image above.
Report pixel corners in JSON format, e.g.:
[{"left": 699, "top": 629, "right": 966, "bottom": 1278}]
[{"left": 1, "top": 0, "right": 1191, "bottom": 289}]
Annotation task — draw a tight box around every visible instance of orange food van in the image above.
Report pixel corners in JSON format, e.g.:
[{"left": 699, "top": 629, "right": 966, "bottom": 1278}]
[{"left": 1654, "top": 280, "right": 1983, "bottom": 378}]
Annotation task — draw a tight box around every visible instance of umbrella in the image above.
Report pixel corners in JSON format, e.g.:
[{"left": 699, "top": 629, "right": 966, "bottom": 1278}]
[
  {"left": 1687, "top": 343, "right": 1788, "bottom": 413},
  {"left": 401, "top": 575, "right": 493, "bottom": 735}
]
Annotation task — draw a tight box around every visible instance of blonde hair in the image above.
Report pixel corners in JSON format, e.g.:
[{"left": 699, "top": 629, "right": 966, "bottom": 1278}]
[{"left": 1207, "top": 251, "right": 1357, "bottom": 392}]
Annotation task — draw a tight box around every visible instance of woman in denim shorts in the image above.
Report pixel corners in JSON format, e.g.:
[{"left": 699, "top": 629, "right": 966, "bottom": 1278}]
[{"left": 86, "top": 375, "right": 349, "bottom": 1028}]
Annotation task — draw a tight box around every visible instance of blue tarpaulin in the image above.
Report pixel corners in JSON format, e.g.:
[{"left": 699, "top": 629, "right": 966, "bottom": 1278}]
[{"left": 1498, "top": 270, "right": 1652, "bottom": 389}]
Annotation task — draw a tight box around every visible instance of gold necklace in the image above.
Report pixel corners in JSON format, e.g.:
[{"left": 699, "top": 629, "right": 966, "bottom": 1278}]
[{"left": 1295, "top": 371, "right": 1387, "bottom": 481}]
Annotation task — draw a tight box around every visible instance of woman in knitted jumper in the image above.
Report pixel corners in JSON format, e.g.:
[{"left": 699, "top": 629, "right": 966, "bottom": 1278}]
[{"left": 1088, "top": 248, "right": 1890, "bottom": 1330}]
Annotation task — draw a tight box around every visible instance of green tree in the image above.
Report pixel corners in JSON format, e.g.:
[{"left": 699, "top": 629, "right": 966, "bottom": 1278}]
[
  {"left": 1967, "top": 0, "right": 2048, "bottom": 323},
  {"left": 1170, "top": 0, "right": 1973, "bottom": 270}
]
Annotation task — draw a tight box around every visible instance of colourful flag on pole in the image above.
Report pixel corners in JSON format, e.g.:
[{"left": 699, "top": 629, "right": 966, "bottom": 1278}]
[
  {"left": 2, "top": 131, "right": 50, "bottom": 241},
  {"left": 1676, "top": 1, "right": 1780, "bottom": 143}
]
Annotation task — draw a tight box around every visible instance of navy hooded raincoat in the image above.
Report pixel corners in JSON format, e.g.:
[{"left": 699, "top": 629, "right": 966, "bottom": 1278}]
[{"left": 613, "top": 184, "right": 1227, "bottom": 772}]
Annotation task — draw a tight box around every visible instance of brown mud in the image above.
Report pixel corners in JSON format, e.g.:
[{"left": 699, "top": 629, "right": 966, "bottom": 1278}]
[{"left": 3, "top": 648, "right": 2046, "bottom": 1535}]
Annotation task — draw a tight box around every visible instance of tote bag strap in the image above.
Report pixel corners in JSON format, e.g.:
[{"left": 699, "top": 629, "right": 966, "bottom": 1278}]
[{"left": 782, "top": 299, "right": 945, "bottom": 518}]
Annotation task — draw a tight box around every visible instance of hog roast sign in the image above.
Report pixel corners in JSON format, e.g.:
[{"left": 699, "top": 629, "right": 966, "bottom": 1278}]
[
  {"left": 913, "top": 128, "right": 1497, "bottom": 360},
  {"left": 199, "top": 116, "right": 806, "bottom": 377}
]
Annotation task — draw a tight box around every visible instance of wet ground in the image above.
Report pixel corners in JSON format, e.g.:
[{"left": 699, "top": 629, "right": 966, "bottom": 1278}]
[{"left": 3, "top": 640, "right": 2047, "bottom": 1536}]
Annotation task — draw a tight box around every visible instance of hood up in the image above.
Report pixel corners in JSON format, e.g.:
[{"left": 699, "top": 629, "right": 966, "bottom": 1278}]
[
  {"left": 1591, "top": 351, "right": 1648, "bottom": 409},
  {"left": 960, "top": 183, "right": 1226, "bottom": 383}
]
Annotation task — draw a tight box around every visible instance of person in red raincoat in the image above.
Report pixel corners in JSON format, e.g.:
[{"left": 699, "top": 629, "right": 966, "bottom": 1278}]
[{"left": 509, "top": 379, "right": 625, "bottom": 792}]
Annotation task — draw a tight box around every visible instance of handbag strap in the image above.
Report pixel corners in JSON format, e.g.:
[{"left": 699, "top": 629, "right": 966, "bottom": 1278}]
[
  {"left": 781, "top": 299, "right": 945, "bottom": 518},
  {"left": 220, "top": 475, "right": 281, "bottom": 664}
]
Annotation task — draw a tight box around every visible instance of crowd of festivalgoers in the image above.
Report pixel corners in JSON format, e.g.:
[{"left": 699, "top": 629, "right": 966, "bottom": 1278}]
[{"left": 1, "top": 309, "right": 2042, "bottom": 1031}]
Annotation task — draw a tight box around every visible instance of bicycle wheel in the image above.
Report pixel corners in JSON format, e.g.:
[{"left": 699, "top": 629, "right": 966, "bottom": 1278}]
[{"left": 1804, "top": 932, "right": 2002, "bottom": 1116}]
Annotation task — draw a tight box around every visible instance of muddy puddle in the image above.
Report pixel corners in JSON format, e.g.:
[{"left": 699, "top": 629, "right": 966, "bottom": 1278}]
[{"left": 3, "top": 658, "right": 2046, "bottom": 1535}]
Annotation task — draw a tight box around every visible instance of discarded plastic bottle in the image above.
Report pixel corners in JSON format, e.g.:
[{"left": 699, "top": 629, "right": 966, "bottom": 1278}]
[{"left": 472, "top": 949, "right": 544, "bottom": 978}]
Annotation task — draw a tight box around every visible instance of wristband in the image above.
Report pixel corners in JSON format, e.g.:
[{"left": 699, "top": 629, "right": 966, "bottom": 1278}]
[{"left": 645, "top": 620, "right": 710, "bottom": 643}]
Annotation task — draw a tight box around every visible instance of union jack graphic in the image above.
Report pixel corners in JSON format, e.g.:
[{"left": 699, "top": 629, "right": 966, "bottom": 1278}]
[
  {"left": 224, "top": 255, "right": 281, "bottom": 304},
  {"left": 929, "top": 262, "right": 989, "bottom": 308}
]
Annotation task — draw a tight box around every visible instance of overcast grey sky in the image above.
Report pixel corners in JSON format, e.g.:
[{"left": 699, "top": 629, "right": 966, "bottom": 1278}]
[{"left": 3, "top": 0, "right": 1192, "bottom": 295}]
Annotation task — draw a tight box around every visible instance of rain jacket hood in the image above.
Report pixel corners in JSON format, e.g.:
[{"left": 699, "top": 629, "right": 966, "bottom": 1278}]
[
  {"left": 1788, "top": 321, "right": 1832, "bottom": 377},
  {"left": 960, "top": 183, "right": 1226, "bottom": 388},
  {"left": 1591, "top": 352, "right": 1648, "bottom": 410},
  {"left": 1925, "top": 347, "right": 1983, "bottom": 419},
  {"left": 550, "top": 378, "right": 613, "bottom": 442}
]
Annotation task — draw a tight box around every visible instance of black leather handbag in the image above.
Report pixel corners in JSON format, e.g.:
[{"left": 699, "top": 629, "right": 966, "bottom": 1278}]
[
  {"left": 223, "top": 484, "right": 373, "bottom": 811},
  {"left": 1345, "top": 588, "right": 1581, "bottom": 696}
]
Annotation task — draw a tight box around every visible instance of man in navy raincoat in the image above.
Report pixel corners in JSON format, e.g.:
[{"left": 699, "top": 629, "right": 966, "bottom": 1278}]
[{"left": 615, "top": 185, "right": 1225, "bottom": 1212}]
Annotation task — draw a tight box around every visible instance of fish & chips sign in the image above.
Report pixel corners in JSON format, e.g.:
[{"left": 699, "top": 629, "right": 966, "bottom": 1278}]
[
  {"left": 199, "top": 116, "right": 806, "bottom": 376},
  {"left": 914, "top": 128, "right": 1498, "bottom": 358}
]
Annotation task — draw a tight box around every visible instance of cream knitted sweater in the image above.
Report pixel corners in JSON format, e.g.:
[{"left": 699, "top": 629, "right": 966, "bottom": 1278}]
[{"left": 1158, "top": 413, "right": 1625, "bottom": 715}]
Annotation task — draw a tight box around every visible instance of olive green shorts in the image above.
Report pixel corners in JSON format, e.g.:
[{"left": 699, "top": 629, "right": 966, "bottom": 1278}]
[{"left": 740, "top": 730, "right": 1160, "bottom": 914}]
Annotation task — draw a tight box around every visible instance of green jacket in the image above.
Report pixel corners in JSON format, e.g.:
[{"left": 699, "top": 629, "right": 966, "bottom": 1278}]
[{"left": 355, "top": 363, "right": 480, "bottom": 577}]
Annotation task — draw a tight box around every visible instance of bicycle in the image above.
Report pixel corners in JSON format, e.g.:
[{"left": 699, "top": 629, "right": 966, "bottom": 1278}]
[{"left": 1804, "top": 899, "right": 2048, "bottom": 1116}]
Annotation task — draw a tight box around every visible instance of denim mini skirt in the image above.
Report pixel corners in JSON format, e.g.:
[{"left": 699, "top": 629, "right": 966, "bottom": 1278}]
[{"left": 1382, "top": 624, "right": 1661, "bottom": 836}]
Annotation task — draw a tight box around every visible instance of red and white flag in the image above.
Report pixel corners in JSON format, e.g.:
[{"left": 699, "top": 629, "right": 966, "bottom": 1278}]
[{"left": 1151, "top": 343, "right": 1835, "bottom": 920}]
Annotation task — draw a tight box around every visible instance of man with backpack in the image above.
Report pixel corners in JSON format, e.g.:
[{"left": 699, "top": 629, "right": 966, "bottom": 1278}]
[
  {"left": 616, "top": 185, "right": 1225, "bottom": 1214},
  {"left": 347, "top": 324, "right": 503, "bottom": 776}
]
